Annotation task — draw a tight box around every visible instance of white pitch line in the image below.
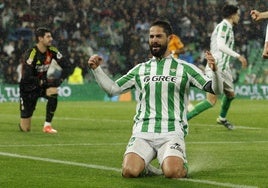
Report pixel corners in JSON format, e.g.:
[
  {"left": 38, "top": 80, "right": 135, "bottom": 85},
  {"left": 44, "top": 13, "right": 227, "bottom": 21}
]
[
  {"left": 0, "top": 140, "right": 267, "bottom": 148},
  {"left": 179, "top": 178, "right": 258, "bottom": 188},
  {"left": 0, "top": 143, "right": 126, "bottom": 147},
  {"left": 0, "top": 151, "right": 259, "bottom": 188},
  {"left": 0, "top": 151, "right": 121, "bottom": 172},
  {"left": 189, "top": 124, "right": 263, "bottom": 130},
  {"left": 187, "top": 140, "right": 268, "bottom": 144},
  {"left": 0, "top": 114, "right": 265, "bottom": 130},
  {"left": 0, "top": 114, "right": 131, "bottom": 123},
  {"left": 0, "top": 113, "right": 265, "bottom": 130}
]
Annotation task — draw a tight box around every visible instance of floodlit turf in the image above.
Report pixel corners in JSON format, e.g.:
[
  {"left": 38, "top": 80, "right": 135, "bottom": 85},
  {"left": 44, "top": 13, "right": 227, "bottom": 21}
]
[{"left": 0, "top": 99, "right": 267, "bottom": 188}]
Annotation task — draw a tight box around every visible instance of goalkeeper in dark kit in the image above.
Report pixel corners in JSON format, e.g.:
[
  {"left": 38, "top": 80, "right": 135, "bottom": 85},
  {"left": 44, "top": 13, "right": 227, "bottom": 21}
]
[{"left": 19, "top": 27, "right": 74, "bottom": 133}]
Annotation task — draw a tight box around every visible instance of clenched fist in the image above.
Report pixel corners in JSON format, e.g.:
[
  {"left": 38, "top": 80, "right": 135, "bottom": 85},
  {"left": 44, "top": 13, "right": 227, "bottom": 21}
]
[{"left": 88, "top": 55, "right": 103, "bottom": 70}]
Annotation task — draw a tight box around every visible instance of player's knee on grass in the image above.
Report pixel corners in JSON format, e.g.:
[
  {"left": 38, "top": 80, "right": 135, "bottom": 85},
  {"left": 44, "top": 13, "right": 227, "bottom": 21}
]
[
  {"left": 122, "top": 153, "right": 145, "bottom": 178},
  {"left": 122, "top": 166, "right": 141, "bottom": 178},
  {"left": 20, "top": 118, "right": 31, "bottom": 132},
  {"left": 162, "top": 156, "right": 187, "bottom": 178}
]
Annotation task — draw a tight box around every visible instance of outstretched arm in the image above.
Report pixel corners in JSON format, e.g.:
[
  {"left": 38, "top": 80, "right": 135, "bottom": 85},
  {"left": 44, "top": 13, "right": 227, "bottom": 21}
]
[
  {"left": 251, "top": 10, "right": 268, "bottom": 21},
  {"left": 217, "top": 35, "right": 247, "bottom": 68},
  {"left": 88, "top": 55, "right": 122, "bottom": 96}
]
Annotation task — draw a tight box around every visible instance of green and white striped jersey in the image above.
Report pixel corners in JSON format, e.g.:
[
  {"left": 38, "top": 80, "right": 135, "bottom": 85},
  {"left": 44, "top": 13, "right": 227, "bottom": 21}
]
[
  {"left": 116, "top": 55, "right": 210, "bottom": 136},
  {"left": 210, "top": 19, "right": 238, "bottom": 71}
]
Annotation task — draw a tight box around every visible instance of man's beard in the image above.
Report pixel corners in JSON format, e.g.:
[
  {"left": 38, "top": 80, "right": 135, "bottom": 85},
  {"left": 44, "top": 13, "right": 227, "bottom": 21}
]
[{"left": 150, "top": 44, "right": 167, "bottom": 58}]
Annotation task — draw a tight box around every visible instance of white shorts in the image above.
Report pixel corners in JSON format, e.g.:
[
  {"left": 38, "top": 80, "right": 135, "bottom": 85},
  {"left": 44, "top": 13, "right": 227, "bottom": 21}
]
[
  {"left": 205, "top": 66, "right": 234, "bottom": 93},
  {"left": 124, "top": 133, "right": 187, "bottom": 166}
]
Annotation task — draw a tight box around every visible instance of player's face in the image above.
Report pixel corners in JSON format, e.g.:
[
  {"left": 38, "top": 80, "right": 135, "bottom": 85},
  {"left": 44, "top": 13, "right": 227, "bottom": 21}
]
[
  {"left": 40, "top": 32, "right": 53, "bottom": 47},
  {"left": 149, "top": 26, "right": 169, "bottom": 58},
  {"left": 232, "top": 11, "right": 240, "bottom": 25}
]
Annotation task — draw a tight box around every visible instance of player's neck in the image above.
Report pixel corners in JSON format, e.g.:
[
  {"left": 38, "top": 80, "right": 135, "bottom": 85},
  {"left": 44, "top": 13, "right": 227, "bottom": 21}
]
[
  {"left": 36, "top": 43, "right": 47, "bottom": 53},
  {"left": 225, "top": 18, "right": 234, "bottom": 26},
  {"left": 155, "top": 52, "right": 172, "bottom": 61}
]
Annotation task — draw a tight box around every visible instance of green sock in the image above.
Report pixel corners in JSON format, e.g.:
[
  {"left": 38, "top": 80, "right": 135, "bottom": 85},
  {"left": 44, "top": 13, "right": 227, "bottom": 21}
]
[
  {"left": 183, "top": 162, "right": 189, "bottom": 178},
  {"left": 187, "top": 100, "right": 213, "bottom": 120},
  {"left": 219, "top": 95, "right": 234, "bottom": 118}
]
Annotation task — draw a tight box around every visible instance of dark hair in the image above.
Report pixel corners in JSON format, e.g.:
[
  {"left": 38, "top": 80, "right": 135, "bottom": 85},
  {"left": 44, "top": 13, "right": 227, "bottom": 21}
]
[
  {"left": 150, "top": 20, "right": 173, "bottom": 36},
  {"left": 35, "top": 27, "right": 51, "bottom": 41},
  {"left": 221, "top": 4, "right": 239, "bottom": 18}
]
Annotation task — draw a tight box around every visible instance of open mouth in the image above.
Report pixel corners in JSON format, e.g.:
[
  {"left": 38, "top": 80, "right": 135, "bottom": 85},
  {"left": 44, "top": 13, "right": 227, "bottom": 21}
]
[{"left": 152, "top": 46, "right": 160, "bottom": 51}]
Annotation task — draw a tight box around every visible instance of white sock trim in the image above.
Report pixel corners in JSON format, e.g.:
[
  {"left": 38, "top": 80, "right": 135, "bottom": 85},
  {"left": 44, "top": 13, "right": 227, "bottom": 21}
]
[{"left": 44, "top": 122, "right": 51, "bottom": 127}]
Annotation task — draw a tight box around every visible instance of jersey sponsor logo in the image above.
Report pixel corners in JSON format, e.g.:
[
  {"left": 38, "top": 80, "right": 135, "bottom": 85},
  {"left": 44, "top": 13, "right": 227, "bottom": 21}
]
[
  {"left": 35, "top": 64, "right": 50, "bottom": 72},
  {"left": 143, "top": 75, "right": 177, "bottom": 83}
]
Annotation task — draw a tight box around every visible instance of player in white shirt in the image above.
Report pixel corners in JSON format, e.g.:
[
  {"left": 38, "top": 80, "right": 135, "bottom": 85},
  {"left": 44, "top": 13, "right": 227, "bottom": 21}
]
[
  {"left": 88, "top": 20, "right": 223, "bottom": 178},
  {"left": 187, "top": 4, "right": 247, "bottom": 129}
]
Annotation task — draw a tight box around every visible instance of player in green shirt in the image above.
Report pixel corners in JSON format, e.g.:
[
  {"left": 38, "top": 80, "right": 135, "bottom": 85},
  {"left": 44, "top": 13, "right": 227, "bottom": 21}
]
[
  {"left": 187, "top": 4, "right": 247, "bottom": 129},
  {"left": 88, "top": 20, "right": 223, "bottom": 178}
]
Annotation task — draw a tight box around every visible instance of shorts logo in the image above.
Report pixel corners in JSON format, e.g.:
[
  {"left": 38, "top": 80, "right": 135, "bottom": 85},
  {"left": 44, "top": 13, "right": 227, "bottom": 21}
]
[
  {"left": 127, "top": 137, "right": 136, "bottom": 147},
  {"left": 57, "top": 52, "right": 63, "bottom": 59},
  {"left": 170, "top": 143, "right": 183, "bottom": 154}
]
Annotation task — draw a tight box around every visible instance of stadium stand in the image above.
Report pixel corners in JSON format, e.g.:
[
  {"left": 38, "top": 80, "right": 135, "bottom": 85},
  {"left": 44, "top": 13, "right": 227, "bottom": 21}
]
[{"left": 0, "top": 0, "right": 267, "bottom": 84}]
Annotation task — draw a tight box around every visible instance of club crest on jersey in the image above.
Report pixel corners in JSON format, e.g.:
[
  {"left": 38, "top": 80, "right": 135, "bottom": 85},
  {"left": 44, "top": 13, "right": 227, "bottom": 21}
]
[
  {"left": 145, "top": 68, "right": 151, "bottom": 74},
  {"left": 220, "top": 31, "right": 226, "bottom": 38},
  {"left": 143, "top": 75, "right": 177, "bottom": 83},
  {"left": 57, "top": 52, "right": 63, "bottom": 59}
]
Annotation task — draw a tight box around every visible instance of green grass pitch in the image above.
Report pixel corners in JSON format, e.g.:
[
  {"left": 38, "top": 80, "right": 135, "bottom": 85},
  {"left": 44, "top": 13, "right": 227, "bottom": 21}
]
[{"left": 0, "top": 99, "right": 267, "bottom": 188}]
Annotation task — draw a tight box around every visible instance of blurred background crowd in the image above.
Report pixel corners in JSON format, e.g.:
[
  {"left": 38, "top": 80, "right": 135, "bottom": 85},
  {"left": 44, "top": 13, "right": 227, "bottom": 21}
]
[{"left": 0, "top": 0, "right": 268, "bottom": 85}]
